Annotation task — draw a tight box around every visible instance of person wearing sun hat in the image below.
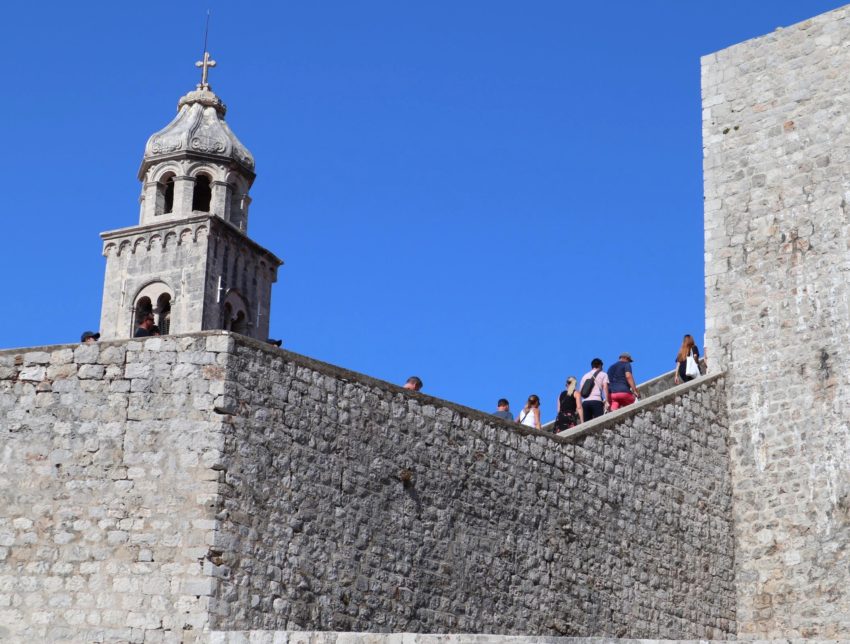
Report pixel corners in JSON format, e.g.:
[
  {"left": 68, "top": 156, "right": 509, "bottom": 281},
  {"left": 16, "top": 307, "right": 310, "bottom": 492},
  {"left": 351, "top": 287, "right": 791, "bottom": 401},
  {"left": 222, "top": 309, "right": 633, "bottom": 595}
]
[{"left": 607, "top": 352, "right": 640, "bottom": 411}]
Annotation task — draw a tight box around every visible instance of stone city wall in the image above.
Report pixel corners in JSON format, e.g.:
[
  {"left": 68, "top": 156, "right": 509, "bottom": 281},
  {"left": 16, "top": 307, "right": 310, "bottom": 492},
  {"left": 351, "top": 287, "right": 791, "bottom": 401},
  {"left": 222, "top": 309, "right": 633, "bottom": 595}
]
[
  {"left": 211, "top": 336, "right": 735, "bottom": 639},
  {"left": 0, "top": 335, "right": 231, "bottom": 643},
  {"left": 702, "top": 4, "right": 850, "bottom": 639},
  {"left": 0, "top": 332, "right": 734, "bottom": 642}
]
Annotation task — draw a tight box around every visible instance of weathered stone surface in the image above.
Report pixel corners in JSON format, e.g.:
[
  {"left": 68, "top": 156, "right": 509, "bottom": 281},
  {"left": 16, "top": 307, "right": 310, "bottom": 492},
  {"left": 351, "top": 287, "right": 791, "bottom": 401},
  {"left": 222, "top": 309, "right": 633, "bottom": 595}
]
[
  {"left": 0, "top": 333, "right": 734, "bottom": 641},
  {"left": 0, "top": 335, "right": 226, "bottom": 643},
  {"left": 206, "top": 635, "right": 833, "bottom": 644},
  {"left": 702, "top": 5, "right": 850, "bottom": 639},
  {"left": 211, "top": 338, "right": 734, "bottom": 638}
]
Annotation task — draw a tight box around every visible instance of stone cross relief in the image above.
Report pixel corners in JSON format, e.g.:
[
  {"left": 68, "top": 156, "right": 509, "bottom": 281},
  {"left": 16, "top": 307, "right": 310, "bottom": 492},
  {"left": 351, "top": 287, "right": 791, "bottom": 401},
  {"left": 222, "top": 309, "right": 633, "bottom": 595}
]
[{"left": 195, "top": 52, "right": 216, "bottom": 91}]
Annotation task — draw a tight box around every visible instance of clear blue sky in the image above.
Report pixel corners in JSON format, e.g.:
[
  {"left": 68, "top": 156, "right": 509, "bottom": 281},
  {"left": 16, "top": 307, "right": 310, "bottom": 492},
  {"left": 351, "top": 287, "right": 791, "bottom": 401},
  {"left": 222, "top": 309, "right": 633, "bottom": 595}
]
[{"left": 0, "top": 1, "right": 844, "bottom": 418}]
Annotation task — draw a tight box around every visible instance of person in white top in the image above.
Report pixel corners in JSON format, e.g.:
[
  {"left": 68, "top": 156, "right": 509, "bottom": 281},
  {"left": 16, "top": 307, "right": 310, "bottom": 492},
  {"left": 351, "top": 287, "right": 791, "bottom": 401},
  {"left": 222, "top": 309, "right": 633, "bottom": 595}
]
[
  {"left": 579, "top": 358, "right": 610, "bottom": 422},
  {"left": 516, "top": 394, "right": 541, "bottom": 429}
]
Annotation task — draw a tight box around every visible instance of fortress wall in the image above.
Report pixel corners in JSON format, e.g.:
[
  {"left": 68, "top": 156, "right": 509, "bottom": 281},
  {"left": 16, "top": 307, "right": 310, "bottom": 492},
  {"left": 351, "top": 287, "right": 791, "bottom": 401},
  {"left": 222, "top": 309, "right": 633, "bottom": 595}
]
[
  {"left": 0, "top": 332, "right": 735, "bottom": 641},
  {"left": 702, "top": 5, "right": 850, "bottom": 638},
  {"left": 211, "top": 336, "right": 735, "bottom": 639},
  {"left": 0, "top": 335, "right": 233, "bottom": 643}
]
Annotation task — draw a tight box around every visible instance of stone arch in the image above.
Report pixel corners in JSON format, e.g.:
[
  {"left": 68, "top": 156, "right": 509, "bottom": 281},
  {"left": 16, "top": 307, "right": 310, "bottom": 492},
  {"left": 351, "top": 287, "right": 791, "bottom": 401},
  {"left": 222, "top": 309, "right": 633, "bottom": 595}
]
[
  {"left": 154, "top": 171, "right": 176, "bottom": 215},
  {"left": 187, "top": 162, "right": 225, "bottom": 182},
  {"left": 156, "top": 292, "right": 172, "bottom": 335},
  {"left": 118, "top": 240, "right": 132, "bottom": 256},
  {"left": 132, "top": 281, "right": 175, "bottom": 336},
  {"left": 152, "top": 163, "right": 182, "bottom": 182},
  {"left": 221, "top": 289, "right": 250, "bottom": 336}
]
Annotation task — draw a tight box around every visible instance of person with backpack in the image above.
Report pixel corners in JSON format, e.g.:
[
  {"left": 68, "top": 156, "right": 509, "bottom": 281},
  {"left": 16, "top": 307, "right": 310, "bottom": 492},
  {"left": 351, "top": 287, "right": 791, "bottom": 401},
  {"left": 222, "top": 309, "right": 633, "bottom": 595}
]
[
  {"left": 579, "top": 358, "right": 609, "bottom": 422},
  {"left": 553, "top": 376, "right": 583, "bottom": 432}
]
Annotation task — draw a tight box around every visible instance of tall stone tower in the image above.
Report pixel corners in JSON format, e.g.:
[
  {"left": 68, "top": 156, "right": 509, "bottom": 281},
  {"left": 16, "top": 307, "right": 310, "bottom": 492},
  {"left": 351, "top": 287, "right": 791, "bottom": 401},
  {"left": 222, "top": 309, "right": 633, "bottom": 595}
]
[
  {"left": 98, "top": 53, "right": 282, "bottom": 340},
  {"left": 703, "top": 5, "right": 850, "bottom": 638}
]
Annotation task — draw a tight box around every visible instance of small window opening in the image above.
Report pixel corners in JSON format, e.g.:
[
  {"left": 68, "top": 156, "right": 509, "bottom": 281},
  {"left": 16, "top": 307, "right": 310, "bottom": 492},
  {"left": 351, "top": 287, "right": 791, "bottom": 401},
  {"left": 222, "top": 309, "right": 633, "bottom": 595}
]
[
  {"left": 163, "top": 177, "right": 174, "bottom": 214},
  {"left": 134, "top": 297, "right": 153, "bottom": 335},
  {"left": 232, "top": 310, "right": 248, "bottom": 335},
  {"left": 156, "top": 293, "right": 172, "bottom": 335},
  {"left": 155, "top": 173, "right": 175, "bottom": 216},
  {"left": 192, "top": 174, "right": 212, "bottom": 212},
  {"left": 221, "top": 290, "right": 249, "bottom": 336}
]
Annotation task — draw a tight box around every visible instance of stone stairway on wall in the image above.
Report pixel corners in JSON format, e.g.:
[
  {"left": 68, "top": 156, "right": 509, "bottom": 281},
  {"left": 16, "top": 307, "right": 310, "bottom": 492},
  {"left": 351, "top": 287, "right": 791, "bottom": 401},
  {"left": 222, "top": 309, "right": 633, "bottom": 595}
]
[{"left": 541, "top": 362, "right": 712, "bottom": 435}]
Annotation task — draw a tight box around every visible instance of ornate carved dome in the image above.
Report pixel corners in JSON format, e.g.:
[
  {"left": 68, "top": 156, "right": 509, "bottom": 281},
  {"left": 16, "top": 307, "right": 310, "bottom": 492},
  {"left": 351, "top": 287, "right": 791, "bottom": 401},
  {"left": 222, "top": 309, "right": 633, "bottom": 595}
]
[{"left": 139, "top": 87, "right": 255, "bottom": 179}]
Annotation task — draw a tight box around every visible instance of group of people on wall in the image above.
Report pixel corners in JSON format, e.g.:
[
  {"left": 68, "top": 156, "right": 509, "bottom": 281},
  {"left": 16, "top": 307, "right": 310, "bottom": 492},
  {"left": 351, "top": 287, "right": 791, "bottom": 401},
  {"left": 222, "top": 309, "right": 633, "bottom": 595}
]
[
  {"left": 494, "top": 334, "right": 703, "bottom": 433},
  {"left": 81, "top": 328, "right": 701, "bottom": 435}
]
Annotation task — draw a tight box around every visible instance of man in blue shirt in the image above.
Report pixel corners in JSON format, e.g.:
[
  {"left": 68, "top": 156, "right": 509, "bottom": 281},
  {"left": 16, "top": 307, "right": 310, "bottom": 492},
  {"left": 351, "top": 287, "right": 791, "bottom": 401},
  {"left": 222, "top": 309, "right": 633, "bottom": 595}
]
[
  {"left": 607, "top": 352, "right": 640, "bottom": 410},
  {"left": 492, "top": 398, "right": 513, "bottom": 421}
]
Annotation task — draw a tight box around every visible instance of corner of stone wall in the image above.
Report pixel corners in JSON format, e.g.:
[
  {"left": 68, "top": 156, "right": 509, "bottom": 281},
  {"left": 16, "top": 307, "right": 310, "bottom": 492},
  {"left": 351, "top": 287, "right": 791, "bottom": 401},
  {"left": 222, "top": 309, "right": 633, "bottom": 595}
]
[{"left": 0, "top": 332, "right": 246, "bottom": 642}]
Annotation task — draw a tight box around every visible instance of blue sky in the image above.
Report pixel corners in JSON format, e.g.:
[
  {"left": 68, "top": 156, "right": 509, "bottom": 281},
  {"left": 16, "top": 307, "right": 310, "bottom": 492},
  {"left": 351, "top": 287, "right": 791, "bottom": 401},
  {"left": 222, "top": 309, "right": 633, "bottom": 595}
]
[{"left": 0, "top": 1, "right": 844, "bottom": 418}]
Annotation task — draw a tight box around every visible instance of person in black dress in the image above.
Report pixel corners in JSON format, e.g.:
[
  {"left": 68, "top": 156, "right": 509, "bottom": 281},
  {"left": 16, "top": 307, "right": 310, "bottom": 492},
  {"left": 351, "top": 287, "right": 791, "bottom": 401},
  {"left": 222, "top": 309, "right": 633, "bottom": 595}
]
[{"left": 553, "top": 376, "right": 583, "bottom": 432}]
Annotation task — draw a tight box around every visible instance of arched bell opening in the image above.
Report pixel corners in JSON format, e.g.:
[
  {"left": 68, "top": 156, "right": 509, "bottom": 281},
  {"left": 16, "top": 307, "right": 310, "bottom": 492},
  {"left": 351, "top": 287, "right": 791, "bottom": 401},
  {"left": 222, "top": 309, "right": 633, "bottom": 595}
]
[
  {"left": 192, "top": 173, "right": 212, "bottom": 212},
  {"left": 132, "top": 281, "right": 175, "bottom": 337},
  {"left": 134, "top": 297, "right": 153, "bottom": 329},
  {"left": 152, "top": 172, "right": 176, "bottom": 216},
  {"left": 231, "top": 310, "right": 248, "bottom": 335},
  {"left": 156, "top": 293, "right": 172, "bottom": 335},
  {"left": 221, "top": 289, "right": 250, "bottom": 336}
]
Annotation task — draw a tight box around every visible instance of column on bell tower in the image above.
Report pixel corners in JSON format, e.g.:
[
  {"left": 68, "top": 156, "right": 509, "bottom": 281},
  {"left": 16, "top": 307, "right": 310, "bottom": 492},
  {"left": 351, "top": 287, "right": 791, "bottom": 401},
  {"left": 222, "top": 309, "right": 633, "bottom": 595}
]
[{"left": 98, "top": 53, "right": 282, "bottom": 341}]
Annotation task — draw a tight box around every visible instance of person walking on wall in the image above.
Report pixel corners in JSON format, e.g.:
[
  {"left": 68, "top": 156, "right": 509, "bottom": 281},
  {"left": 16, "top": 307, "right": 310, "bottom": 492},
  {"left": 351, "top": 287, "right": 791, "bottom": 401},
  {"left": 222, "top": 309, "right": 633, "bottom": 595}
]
[
  {"left": 553, "top": 376, "right": 583, "bottom": 432},
  {"left": 674, "top": 334, "right": 701, "bottom": 385},
  {"left": 580, "top": 358, "right": 609, "bottom": 422},
  {"left": 607, "top": 352, "right": 640, "bottom": 410},
  {"left": 516, "top": 394, "right": 541, "bottom": 429}
]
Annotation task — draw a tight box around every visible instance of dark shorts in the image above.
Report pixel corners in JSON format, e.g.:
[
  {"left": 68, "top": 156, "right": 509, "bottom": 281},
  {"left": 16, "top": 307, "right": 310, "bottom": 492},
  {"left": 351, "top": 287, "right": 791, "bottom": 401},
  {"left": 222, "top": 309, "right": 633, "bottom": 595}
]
[{"left": 582, "top": 400, "right": 604, "bottom": 421}]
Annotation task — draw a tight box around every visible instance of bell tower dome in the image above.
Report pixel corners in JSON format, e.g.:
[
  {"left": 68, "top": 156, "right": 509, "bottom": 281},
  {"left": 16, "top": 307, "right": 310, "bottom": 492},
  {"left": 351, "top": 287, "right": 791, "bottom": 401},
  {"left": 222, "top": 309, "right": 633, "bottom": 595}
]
[{"left": 98, "top": 53, "right": 282, "bottom": 340}]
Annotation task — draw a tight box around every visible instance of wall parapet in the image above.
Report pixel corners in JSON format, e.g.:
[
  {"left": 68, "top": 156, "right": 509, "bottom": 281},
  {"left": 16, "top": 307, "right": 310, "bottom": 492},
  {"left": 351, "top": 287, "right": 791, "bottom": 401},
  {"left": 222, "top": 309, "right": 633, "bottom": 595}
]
[{"left": 554, "top": 372, "right": 724, "bottom": 441}]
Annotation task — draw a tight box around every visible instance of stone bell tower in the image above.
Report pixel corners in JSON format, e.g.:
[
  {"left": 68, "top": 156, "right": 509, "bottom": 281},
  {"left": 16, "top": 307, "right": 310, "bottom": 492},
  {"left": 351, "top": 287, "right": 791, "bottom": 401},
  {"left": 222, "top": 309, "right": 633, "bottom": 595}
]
[{"left": 98, "top": 52, "right": 282, "bottom": 340}]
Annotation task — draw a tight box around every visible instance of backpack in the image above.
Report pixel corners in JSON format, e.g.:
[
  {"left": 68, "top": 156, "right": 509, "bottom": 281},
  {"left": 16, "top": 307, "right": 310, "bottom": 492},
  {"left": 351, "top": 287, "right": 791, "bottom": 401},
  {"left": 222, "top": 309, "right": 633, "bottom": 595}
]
[{"left": 580, "top": 369, "right": 601, "bottom": 398}]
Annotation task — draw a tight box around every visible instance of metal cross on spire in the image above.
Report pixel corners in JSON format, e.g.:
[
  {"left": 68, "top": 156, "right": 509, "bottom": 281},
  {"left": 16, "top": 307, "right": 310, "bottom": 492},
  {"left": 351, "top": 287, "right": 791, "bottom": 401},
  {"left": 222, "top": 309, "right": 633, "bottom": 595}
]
[
  {"left": 195, "top": 10, "right": 216, "bottom": 91},
  {"left": 195, "top": 52, "right": 216, "bottom": 91}
]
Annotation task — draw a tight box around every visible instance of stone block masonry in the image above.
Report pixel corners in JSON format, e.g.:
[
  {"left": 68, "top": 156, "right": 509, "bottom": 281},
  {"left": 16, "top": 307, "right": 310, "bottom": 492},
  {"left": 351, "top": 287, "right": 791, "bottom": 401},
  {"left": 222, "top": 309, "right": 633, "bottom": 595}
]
[
  {"left": 702, "top": 4, "right": 850, "bottom": 638},
  {"left": 0, "top": 331, "right": 735, "bottom": 642},
  {"left": 0, "top": 335, "right": 231, "bottom": 642},
  {"left": 212, "top": 337, "right": 735, "bottom": 638}
]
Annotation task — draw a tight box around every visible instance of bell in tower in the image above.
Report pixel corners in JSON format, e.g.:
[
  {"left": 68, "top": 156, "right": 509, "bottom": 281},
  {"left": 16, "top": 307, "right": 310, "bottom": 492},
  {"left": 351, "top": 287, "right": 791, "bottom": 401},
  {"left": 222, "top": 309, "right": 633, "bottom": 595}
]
[{"left": 98, "top": 53, "right": 282, "bottom": 340}]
